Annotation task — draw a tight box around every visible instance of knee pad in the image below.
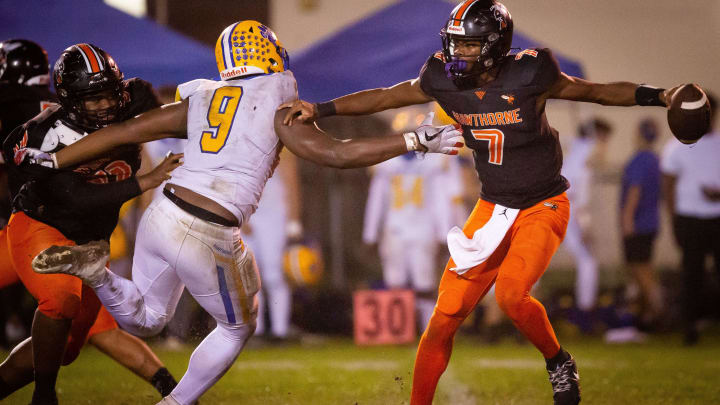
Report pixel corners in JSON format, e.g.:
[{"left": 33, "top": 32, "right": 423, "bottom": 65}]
[{"left": 435, "top": 288, "right": 464, "bottom": 317}]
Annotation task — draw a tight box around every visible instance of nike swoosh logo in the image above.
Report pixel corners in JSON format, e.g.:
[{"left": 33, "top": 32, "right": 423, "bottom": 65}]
[{"left": 425, "top": 129, "right": 442, "bottom": 141}]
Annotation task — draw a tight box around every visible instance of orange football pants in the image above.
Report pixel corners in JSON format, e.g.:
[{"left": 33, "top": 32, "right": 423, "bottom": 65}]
[
  {"left": 5, "top": 212, "right": 118, "bottom": 364},
  {"left": 411, "top": 194, "right": 570, "bottom": 405}
]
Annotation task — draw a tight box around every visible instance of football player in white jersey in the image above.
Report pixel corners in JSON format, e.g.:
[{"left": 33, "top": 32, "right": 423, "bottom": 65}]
[
  {"left": 25, "top": 21, "right": 463, "bottom": 405},
  {"left": 363, "top": 152, "right": 462, "bottom": 331}
]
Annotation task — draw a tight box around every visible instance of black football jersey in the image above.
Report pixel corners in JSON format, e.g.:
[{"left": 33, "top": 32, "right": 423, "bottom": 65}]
[
  {"left": 2, "top": 78, "right": 161, "bottom": 243},
  {"left": 0, "top": 83, "right": 57, "bottom": 222},
  {"left": 419, "top": 48, "right": 568, "bottom": 209}
]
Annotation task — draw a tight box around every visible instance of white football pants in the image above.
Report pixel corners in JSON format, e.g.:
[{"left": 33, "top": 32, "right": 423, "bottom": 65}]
[
  {"left": 379, "top": 234, "right": 437, "bottom": 330},
  {"left": 564, "top": 205, "right": 598, "bottom": 311},
  {"left": 92, "top": 196, "right": 260, "bottom": 405}
]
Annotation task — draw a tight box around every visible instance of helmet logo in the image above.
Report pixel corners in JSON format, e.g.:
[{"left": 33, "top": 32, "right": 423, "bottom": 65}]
[{"left": 490, "top": 4, "right": 508, "bottom": 30}]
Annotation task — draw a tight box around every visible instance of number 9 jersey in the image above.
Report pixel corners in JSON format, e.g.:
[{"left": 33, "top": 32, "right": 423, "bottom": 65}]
[{"left": 172, "top": 71, "right": 298, "bottom": 225}]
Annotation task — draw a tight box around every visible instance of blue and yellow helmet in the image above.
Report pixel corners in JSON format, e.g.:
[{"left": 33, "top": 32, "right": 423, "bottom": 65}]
[{"left": 215, "top": 20, "right": 289, "bottom": 80}]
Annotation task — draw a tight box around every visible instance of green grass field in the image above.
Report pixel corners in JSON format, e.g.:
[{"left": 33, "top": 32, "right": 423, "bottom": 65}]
[{"left": 3, "top": 331, "right": 720, "bottom": 405}]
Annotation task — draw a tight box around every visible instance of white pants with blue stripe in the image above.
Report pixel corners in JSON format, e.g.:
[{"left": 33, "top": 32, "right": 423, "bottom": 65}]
[{"left": 92, "top": 195, "right": 259, "bottom": 405}]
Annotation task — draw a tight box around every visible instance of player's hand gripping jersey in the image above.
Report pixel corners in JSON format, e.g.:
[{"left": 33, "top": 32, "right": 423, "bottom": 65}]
[
  {"left": 1, "top": 79, "right": 160, "bottom": 243},
  {"left": 419, "top": 48, "right": 568, "bottom": 209},
  {"left": 172, "top": 71, "right": 298, "bottom": 225}
]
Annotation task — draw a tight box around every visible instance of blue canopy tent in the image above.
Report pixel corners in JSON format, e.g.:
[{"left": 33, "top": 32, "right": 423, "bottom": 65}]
[
  {"left": 291, "top": 0, "right": 584, "bottom": 101},
  {"left": 0, "top": 0, "right": 216, "bottom": 86}
]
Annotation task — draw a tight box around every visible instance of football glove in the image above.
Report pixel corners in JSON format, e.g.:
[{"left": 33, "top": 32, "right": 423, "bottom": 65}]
[
  {"left": 13, "top": 147, "right": 57, "bottom": 168},
  {"left": 408, "top": 112, "right": 464, "bottom": 158}
]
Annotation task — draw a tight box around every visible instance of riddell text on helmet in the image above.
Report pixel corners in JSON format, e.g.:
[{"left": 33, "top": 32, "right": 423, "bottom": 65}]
[{"left": 221, "top": 67, "right": 248, "bottom": 79}]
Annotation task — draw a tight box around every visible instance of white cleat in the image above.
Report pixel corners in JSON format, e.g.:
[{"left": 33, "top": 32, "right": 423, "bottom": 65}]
[{"left": 31, "top": 240, "right": 110, "bottom": 287}]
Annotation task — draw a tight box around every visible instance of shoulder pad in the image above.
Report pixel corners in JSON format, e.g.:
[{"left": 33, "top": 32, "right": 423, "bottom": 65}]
[
  {"left": 177, "top": 79, "right": 216, "bottom": 100},
  {"left": 419, "top": 52, "right": 454, "bottom": 97},
  {"left": 505, "top": 48, "right": 560, "bottom": 89}
]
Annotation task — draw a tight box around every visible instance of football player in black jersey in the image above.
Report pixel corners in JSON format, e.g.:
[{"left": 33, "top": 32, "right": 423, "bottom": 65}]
[
  {"left": 0, "top": 38, "right": 55, "bottom": 352},
  {"left": 281, "top": 1, "right": 690, "bottom": 404},
  {"left": 0, "top": 43, "right": 182, "bottom": 405}
]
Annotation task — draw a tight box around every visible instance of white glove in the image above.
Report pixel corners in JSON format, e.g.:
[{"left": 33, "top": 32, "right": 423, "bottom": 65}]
[
  {"left": 13, "top": 147, "right": 57, "bottom": 168},
  {"left": 408, "top": 112, "right": 464, "bottom": 158}
]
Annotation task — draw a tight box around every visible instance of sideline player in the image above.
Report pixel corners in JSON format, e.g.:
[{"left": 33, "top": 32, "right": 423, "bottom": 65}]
[
  {"left": 0, "top": 43, "right": 181, "bottom": 404},
  {"left": 363, "top": 150, "right": 461, "bottom": 331},
  {"left": 280, "top": 1, "right": 686, "bottom": 403},
  {"left": 560, "top": 118, "right": 612, "bottom": 332},
  {"left": 28, "top": 21, "right": 463, "bottom": 405},
  {"left": 242, "top": 151, "right": 301, "bottom": 342}
]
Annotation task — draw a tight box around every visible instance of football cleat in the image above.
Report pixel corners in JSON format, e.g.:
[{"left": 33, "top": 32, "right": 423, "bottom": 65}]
[
  {"left": 547, "top": 351, "right": 581, "bottom": 405},
  {"left": 31, "top": 240, "right": 110, "bottom": 287}
]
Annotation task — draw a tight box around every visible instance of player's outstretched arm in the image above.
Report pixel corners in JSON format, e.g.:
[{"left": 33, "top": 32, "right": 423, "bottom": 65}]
[
  {"left": 281, "top": 79, "right": 433, "bottom": 125},
  {"left": 546, "top": 73, "right": 679, "bottom": 107},
  {"left": 54, "top": 100, "right": 189, "bottom": 168},
  {"left": 274, "top": 109, "right": 462, "bottom": 169}
]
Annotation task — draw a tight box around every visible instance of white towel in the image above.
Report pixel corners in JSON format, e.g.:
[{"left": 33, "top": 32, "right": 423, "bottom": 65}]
[{"left": 447, "top": 204, "right": 519, "bottom": 274}]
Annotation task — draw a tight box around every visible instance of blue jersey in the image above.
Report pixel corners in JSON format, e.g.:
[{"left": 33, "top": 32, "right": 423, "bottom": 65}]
[{"left": 621, "top": 150, "right": 660, "bottom": 233}]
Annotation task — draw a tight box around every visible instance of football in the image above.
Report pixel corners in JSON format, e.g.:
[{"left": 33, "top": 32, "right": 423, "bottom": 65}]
[{"left": 667, "top": 83, "right": 712, "bottom": 144}]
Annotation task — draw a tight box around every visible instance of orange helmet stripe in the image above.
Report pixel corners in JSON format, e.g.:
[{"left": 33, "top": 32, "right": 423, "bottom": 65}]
[
  {"left": 452, "top": 0, "right": 477, "bottom": 26},
  {"left": 76, "top": 44, "right": 102, "bottom": 73}
]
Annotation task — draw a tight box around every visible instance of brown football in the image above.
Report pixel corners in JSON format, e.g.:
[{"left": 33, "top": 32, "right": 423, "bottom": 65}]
[{"left": 667, "top": 83, "right": 712, "bottom": 144}]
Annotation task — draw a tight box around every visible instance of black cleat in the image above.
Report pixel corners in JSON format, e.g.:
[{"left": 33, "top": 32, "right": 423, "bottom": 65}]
[{"left": 547, "top": 351, "right": 581, "bottom": 405}]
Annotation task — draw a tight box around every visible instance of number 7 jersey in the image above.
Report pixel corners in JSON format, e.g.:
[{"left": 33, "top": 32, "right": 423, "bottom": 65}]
[
  {"left": 172, "top": 71, "right": 298, "bottom": 224},
  {"left": 419, "top": 48, "right": 568, "bottom": 209}
]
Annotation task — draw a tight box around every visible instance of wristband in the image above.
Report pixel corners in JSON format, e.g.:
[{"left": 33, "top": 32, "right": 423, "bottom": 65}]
[
  {"left": 315, "top": 101, "right": 337, "bottom": 118},
  {"left": 50, "top": 153, "right": 59, "bottom": 169},
  {"left": 635, "top": 85, "right": 666, "bottom": 106},
  {"left": 403, "top": 132, "right": 420, "bottom": 151}
]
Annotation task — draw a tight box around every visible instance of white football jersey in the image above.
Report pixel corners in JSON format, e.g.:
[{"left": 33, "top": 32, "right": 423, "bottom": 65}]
[
  {"left": 170, "top": 71, "right": 297, "bottom": 224},
  {"left": 363, "top": 153, "right": 461, "bottom": 243}
]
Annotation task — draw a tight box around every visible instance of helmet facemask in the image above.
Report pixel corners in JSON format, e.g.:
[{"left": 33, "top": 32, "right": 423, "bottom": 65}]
[
  {"left": 442, "top": 32, "right": 503, "bottom": 81},
  {"left": 67, "top": 86, "right": 126, "bottom": 130}
]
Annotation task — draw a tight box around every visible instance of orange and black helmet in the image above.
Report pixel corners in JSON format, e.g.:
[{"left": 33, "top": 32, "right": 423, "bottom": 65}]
[
  {"left": 53, "top": 44, "right": 125, "bottom": 131},
  {"left": 440, "top": 0, "right": 513, "bottom": 84}
]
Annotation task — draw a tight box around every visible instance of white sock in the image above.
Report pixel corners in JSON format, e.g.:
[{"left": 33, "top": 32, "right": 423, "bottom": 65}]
[{"left": 170, "top": 323, "right": 253, "bottom": 405}]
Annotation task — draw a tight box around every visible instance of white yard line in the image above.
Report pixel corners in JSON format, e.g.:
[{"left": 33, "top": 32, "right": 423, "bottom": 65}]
[{"left": 236, "top": 359, "right": 401, "bottom": 371}]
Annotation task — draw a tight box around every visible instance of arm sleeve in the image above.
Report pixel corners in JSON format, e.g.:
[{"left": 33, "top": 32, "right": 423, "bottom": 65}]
[{"left": 48, "top": 171, "right": 142, "bottom": 211}]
